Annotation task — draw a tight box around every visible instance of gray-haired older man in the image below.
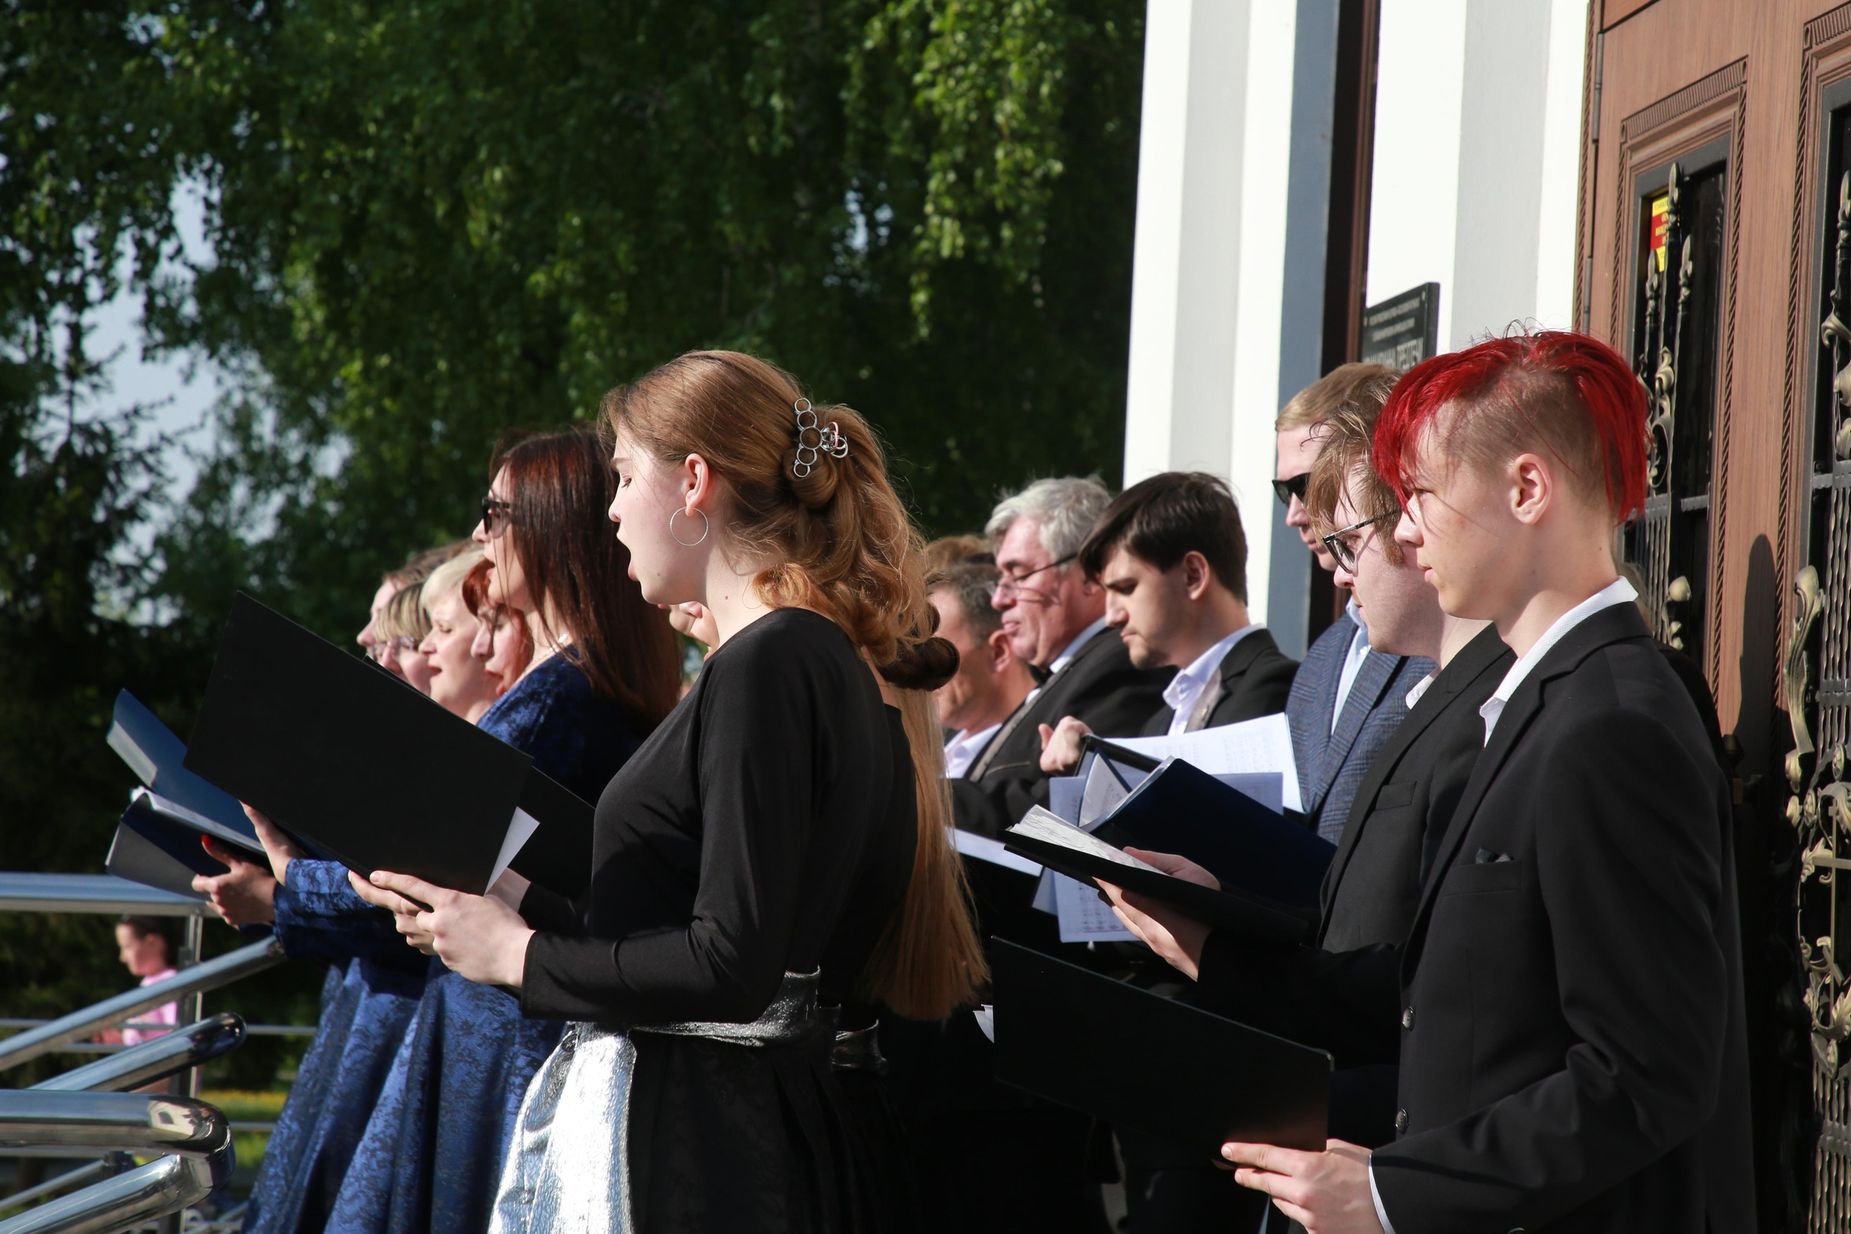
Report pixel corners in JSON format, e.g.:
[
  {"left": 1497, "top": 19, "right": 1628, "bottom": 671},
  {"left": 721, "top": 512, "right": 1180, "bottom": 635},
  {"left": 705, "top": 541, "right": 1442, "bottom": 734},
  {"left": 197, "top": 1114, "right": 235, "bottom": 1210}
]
[{"left": 949, "top": 476, "right": 1173, "bottom": 838}]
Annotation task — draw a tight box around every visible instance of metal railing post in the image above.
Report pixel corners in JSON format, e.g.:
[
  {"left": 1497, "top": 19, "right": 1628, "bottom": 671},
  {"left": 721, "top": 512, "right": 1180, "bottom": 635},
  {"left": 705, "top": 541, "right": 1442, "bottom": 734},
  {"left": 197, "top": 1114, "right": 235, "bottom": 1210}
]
[{"left": 0, "top": 939, "right": 283, "bottom": 1074}]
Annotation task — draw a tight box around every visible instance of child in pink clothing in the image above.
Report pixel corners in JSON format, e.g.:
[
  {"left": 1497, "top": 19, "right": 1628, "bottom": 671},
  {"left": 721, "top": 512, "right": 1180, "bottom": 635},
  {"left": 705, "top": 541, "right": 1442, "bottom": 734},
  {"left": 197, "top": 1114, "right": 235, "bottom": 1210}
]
[{"left": 108, "top": 916, "right": 179, "bottom": 1045}]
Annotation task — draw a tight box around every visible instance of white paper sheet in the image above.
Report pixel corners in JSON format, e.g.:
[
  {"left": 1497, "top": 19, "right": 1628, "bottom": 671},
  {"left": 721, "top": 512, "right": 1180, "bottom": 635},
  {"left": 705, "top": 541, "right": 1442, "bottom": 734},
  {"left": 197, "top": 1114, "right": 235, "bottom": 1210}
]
[
  {"left": 131, "top": 789, "right": 272, "bottom": 860},
  {"left": 952, "top": 827, "right": 1044, "bottom": 877},
  {"left": 1047, "top": 775, "right": 1086, "bottom": 823},
  {"left": 488, "top": 807, "right": 542, "bottom": 894},
  {"left": 1009, "top": 807, "right": 1164, "bottom": 872},
  {"left": 1053, "top": 873, "right": 1137, "bottom": 943},
  {"left": 107, "top": 721, "right": 158, "bottom": 786},
  {"left": 1100, "top": 712, "right": 1302, "bottom": 812},
  {"left": 1031, "top": 869, "right": 1058, "bottom": 915}
]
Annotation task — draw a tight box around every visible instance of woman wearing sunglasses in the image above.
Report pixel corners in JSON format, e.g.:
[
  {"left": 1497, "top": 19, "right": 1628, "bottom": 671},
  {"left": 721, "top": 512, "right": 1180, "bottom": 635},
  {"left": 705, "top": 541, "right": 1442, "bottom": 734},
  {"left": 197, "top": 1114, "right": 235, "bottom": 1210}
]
[
  {"left": 215, "top": 544, "right": 467, "bottom": 1234},
  {"left": 368, "top": 352, "right": 989, "bottom": 1233},
  {"left": 331, "top": 427, "right": 682, "bottom": 1234}
]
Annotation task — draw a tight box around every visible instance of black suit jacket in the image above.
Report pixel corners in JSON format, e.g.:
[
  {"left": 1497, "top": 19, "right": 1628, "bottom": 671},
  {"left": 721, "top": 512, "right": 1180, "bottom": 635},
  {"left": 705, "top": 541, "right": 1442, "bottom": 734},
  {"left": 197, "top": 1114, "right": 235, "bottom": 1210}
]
[
  {"left": 1196, "top": 606, "right": 1753, "bottom": 1231},
  {"left": 1135, "top": 627, "right": 1297, "bottom": 736},
  {"left": 1188, "top": 628, "right": 1509, "bottom": 1146},
  {"left": 950, "top": 627, "right": 1171, "bottom": 838},
  {"left": 1315, "top": 625, "right": 1512, "bottom": 952},
  {"left": 1369, "top": 604, "right": 1754, "bottom": 1232}
]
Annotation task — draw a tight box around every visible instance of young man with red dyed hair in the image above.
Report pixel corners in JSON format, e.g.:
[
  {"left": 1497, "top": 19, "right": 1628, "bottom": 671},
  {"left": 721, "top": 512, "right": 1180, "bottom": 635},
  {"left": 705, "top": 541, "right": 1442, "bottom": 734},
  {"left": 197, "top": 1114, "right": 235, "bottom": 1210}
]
[{"left": 1214, "top": 332, "right": 1753, "bottom": 1232}]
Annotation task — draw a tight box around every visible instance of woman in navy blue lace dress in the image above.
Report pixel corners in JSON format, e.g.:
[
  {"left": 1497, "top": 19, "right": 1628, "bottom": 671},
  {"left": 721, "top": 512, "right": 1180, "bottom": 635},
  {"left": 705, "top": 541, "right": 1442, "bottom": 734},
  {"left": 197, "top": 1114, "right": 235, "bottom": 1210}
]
[
  {"left": 335, "top": 428, "right": 680, "bottom": 1234},
  {"left": 192, "top": 545, "right": 475, "bottom": 1234}
]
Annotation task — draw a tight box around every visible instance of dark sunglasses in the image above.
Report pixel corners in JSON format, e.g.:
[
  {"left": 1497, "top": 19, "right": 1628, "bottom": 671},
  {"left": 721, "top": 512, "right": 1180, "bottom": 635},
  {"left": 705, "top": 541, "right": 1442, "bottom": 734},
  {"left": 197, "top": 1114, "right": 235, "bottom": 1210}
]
[
  {"left": 1271, "top": 473, "right": 1310, "bottom": 507},
  {"left": 480, "top": 495, "right": 514, "bottom": 536}
]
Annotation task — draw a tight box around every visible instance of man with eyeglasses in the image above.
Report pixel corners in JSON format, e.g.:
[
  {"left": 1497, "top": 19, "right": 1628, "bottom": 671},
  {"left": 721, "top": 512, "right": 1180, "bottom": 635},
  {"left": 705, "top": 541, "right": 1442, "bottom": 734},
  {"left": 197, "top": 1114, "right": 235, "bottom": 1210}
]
[
  {"left": 1036, "top": 471, "right": 1299, "bottom": 778},
  {"left": 1275, "top": 365, "right": 1432, "bottom": 843},
  {"left": 1112, "top": 334, "right": 1751, "bottom": 1234},
  {"left": 1098, "top": 391, "right": 1505, "bottom": 1234},
  {"left": 904, "top": 476, "right": 1167, "bottom": 1234},
  {"left": 947, "top": 476, "right": 1172, "bottom": 841}
]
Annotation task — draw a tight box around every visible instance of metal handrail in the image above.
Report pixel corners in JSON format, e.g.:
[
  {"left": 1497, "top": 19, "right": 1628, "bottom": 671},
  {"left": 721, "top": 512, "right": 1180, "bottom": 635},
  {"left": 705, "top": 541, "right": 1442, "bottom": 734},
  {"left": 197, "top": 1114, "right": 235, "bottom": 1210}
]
[
  {"left": 0, "top": 874, "right": 205, "bottom": 919},
  {"left": 30, "top": 1015, "right": 246, "bottom": 1094},
  {"left": 0, "top": 1157, "right": 128, "bottom": 1217},
  {"left": 0, "top": 1152, "right": 227, "bottom": 1234},
  {"left": 0, "top": 1093, "right": 230, "bottom": 1229},
  {"left": 0, "top": 1092, "right": 227, "bottom": 1157},
  {"left": 0, "top": 1018, "right": 313, "bottom": 1041},
  {"left": 181, "top": 1199, "right": 248, "bottom": 1233},
  {"left": 0, "top": 939, "right": 282, "bottom": 1073}
]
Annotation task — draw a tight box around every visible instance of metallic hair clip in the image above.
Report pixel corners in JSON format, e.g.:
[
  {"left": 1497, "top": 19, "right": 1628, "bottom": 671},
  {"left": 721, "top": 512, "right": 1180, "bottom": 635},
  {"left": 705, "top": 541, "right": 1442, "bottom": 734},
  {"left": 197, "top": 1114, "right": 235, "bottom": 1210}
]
[{"left": 791, "top": 397, "right": 849, "bottom": 479}]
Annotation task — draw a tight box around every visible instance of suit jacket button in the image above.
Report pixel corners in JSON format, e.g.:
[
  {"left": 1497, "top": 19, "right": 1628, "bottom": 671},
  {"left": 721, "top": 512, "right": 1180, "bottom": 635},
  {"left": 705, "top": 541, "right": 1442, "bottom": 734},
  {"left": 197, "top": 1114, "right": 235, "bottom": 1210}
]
[
  {"left": 1400, "top": 1005, "right": 1414, "bottom": 1030},
  {"left": 1393, "top": 1108, "right": 1408, "bottom": 1134}
]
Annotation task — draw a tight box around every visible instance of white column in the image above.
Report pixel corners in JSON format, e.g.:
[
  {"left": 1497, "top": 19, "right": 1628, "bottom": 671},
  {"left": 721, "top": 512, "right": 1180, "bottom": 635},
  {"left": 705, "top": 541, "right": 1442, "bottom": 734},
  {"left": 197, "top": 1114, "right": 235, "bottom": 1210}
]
[
  {"left": 1123, "top": 0, "right": 1333, "bottom": 652},
  {"left": 1122, "top": 0, "right": 1251, "bottom": 487},
  {"left": 1366, "top": 0, "right": 1470, "bottom": 342},
  {"left": 1367, "top": 0, "right": 1589, "bottom": 346}
]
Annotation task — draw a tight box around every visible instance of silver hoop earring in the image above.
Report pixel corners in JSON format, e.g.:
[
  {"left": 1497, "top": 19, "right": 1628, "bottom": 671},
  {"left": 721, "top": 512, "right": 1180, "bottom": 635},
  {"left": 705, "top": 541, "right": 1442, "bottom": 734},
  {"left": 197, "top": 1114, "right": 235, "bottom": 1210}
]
[{"left": 668, "top": 507, "right": 710, "bottom": 547}]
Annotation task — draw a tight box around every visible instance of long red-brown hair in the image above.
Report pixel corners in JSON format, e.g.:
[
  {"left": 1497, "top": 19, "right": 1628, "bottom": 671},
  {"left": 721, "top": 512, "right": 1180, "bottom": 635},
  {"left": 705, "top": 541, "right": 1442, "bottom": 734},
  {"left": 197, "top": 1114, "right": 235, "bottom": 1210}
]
[
  {"left": 491, "top": 428, "right": 680, "bottom": 730},
  {"left": 602, "top": 352, "right": 986, "bottom": 1017}
]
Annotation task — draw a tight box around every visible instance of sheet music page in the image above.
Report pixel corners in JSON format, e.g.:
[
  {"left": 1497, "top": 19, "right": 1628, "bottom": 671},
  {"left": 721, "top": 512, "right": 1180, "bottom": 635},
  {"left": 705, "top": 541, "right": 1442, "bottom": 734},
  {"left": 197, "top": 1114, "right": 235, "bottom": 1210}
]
[
  {"left": 1078, "top": 755, "right": 1142, "bottom": 827},
  {"left": 1054, "top": 873, "right": 1137, "bottom": 943},
  {"left": 1048, "top": 775, "right": 1086, "bottom": 824},
  {"left": 107, "top": 721, "right": 158, "bottom": 786},
  {"left": 1101, "top": 713, "right": 1302, "bottom": 812},
  {"left": 1009, "top": 807, "right": 1164, "bottom": 872},
  {"left": 136, "top": 789, "right": 262, "bottom": 852}
]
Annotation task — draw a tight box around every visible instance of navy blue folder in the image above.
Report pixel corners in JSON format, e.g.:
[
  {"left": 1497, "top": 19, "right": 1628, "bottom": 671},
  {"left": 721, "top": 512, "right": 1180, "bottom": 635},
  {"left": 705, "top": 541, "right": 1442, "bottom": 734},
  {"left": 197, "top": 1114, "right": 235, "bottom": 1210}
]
[
  {"left": 992, "top": 940, "right": 1330, "bottom": 1154},
  {"left": 1088, "top": 754, "right": 1334, "bottom": 908},
  {"left": 108, "top": 690, "right": 262, "bottom": 849}
]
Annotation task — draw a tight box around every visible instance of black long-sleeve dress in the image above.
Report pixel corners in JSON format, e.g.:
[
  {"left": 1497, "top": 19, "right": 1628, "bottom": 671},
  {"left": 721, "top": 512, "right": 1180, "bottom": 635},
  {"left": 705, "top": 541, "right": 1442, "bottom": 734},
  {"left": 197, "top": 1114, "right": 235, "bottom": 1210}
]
[{"left": 501, "top": 607, "right": 915, "bottom": 1233}]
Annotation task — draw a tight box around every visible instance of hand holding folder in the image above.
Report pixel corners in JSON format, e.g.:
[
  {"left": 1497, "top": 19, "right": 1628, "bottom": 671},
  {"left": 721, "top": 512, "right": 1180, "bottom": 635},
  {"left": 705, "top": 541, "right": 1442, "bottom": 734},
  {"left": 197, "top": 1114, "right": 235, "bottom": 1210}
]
[
  {"left": 1003, "top": 806, "right": 1316, "bottom": 945},
  {"left": 990, "top": 941, "right": 1330, "bottom": 1155},
  {"left": 183, "top": 593, "right": 591, "bottom": 897}
]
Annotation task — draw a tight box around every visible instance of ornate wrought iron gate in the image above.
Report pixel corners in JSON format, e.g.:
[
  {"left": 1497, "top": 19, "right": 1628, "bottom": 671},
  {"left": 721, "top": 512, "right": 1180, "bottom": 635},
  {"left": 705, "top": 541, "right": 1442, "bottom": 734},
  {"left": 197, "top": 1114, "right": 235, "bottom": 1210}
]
[{"left": 1788, "top": 161, "right": 1851, "bottom": 1234}]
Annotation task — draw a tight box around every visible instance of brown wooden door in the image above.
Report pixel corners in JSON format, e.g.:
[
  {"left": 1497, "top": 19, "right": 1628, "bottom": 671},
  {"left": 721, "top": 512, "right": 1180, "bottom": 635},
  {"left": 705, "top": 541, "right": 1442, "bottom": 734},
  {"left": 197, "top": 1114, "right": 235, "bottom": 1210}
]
[{"left": 1579, "top": 2, "right": 1851, "bottom": 1229}]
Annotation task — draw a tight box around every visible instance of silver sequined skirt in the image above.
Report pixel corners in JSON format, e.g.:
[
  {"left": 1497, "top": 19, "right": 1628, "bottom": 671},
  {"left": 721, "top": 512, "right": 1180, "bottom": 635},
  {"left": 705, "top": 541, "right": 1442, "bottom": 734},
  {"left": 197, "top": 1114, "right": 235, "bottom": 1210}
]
[{"left": 487, "top": 971, "right": 828, "bottom": 1234}]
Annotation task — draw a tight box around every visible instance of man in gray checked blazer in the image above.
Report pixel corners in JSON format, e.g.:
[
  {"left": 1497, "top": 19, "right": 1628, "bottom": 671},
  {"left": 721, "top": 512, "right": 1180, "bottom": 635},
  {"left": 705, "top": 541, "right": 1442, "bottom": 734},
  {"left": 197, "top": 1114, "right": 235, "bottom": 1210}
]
[
  {"left": 1272, "top": 362, "right": 1429, "bottom": 843},
  {"left": 1286, "top": 604, "right": 1430, "bottom": 843}
]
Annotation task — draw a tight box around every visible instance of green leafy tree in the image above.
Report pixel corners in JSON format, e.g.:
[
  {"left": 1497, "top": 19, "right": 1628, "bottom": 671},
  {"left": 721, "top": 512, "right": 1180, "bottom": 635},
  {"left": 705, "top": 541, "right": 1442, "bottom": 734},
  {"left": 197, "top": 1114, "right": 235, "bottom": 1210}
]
[
  {"left": 2, "top": 0, "right": 1144, "bottom": 1087},
  {"left": 149, "top": 0, "right": 1145, "bottom": 639},
  {"left": 0, "top": 2, "right": 319, "bottom": 1087}
]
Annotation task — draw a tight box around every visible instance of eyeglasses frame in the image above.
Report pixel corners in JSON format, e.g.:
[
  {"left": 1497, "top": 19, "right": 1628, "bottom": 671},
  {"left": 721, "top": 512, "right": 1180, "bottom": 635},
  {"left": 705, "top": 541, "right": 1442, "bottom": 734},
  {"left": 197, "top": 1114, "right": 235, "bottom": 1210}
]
[{"left": 1319, "top": 510, "right": 1399, "bottom": 573}]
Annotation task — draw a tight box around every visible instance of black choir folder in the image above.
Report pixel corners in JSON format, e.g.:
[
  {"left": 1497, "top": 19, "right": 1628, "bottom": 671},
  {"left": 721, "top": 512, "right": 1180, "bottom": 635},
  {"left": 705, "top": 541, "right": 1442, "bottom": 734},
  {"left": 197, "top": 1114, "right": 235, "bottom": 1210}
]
[
  {"left": 182, "top": 592, "right": 592, "bottom": 898},
  {"left": 992, "top": 941, "right": 1330, "bottom": 1154},
  {"left": 104, "top": 690, "right": 273, "bottom": 898},
  {"left": 1003, "top": 744, "right": 1334, "bottom": 941},
  {"left": 1002, "top": 809, "right": 1313, "bottom": 943},
  {"left": 1077, "top": 742, "right": 1334, "bottom": 906}
]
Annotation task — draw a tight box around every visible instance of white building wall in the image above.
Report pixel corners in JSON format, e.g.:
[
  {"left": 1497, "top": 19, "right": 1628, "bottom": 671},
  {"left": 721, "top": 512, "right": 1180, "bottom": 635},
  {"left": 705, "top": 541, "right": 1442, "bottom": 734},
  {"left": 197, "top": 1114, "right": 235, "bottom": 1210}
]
[
  {"left": 1122, "top": 0, "right": 1329, "bottom": 653},
  {"left": 1122, "top": 0, "right": 1590, "bottom": 650},
  {"left": 1369, "top": 0, "right": 1589, "bottom": 342}
]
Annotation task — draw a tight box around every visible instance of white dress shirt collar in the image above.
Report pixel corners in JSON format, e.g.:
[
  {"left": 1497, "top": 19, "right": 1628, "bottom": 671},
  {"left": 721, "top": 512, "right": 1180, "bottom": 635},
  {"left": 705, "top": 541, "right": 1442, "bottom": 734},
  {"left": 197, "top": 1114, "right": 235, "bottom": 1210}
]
[
  {"left": 1161, "top": 624, "right": 1264, "bottom": 736},
  {"left": 1479, "top": 576, "right": 1639, "bottom": 745},
  {"left": 1048, "top": 615, "right": 1111, "bottom": 676},
  {"left": 1331, "top": 600, "right": 1373, "bottom": 734},
  {"left": 943, "top": 722, "right": 1002, "bottom": 779}
]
